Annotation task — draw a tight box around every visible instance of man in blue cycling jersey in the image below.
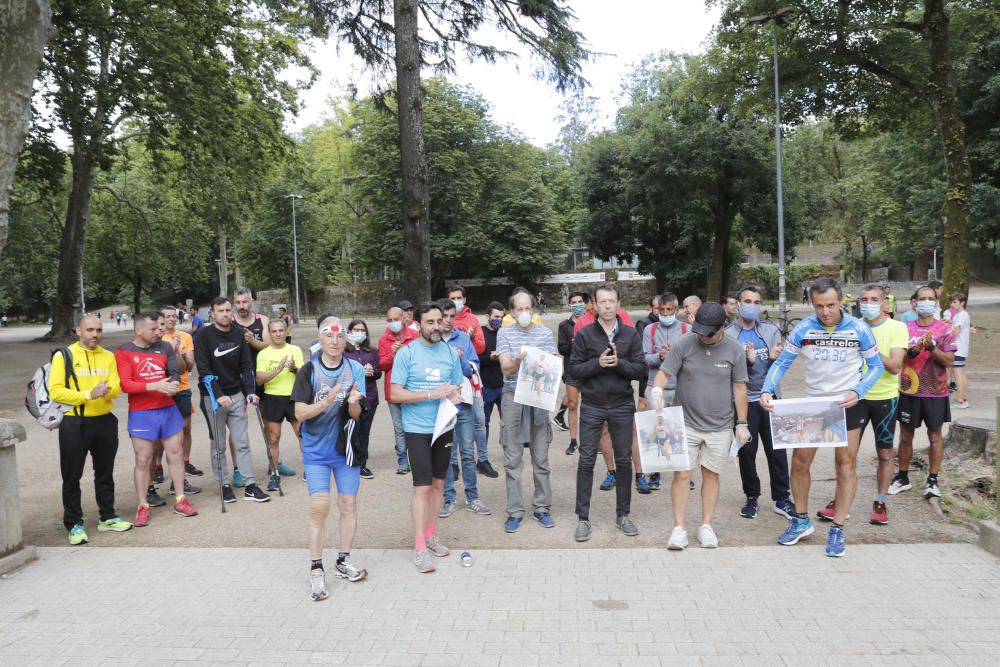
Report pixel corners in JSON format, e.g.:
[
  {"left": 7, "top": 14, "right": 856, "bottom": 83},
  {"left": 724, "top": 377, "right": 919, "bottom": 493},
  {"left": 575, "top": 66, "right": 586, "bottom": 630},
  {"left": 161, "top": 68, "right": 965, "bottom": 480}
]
[{"left": 760, "top": 277, "right": 883, "bottom": 558}]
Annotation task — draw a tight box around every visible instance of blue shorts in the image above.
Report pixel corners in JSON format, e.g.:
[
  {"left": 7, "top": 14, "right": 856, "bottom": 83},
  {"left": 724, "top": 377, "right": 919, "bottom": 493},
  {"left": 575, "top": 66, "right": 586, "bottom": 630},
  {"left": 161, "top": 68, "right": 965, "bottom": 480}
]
[
  {"left": 303, "top": 451, "right": 360, "bottom": 497},
  {"left": 128, "top": 406, "right": 184, "bottom": 441}
]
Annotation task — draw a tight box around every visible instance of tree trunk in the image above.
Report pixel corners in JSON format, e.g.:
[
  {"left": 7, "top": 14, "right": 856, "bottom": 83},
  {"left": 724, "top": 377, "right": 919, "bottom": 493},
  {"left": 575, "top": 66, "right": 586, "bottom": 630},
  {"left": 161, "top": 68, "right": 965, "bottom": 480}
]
[
  {"left": 131, "top": 272, "right": 142, "bottom": 318},
  {"left": 45, "top": 145, "right": 96, "bottom": 340},
  {"left": 706, "top": 180, "right": 733, "bottom": 302},
  {"left": 0, "top": 0, "right": 52, "bottom": 256},
  {"left": 218, "top": 230, "right": 228, "bottom": 297},
  {"left": 393, "top": 0, "right": 431, "bottom": 303},
  {"left": 924, "top": 0, "right": 972, "bottom": 303},
  {"left": 861, "top": 233, "right": 869, "bottom": 282}
]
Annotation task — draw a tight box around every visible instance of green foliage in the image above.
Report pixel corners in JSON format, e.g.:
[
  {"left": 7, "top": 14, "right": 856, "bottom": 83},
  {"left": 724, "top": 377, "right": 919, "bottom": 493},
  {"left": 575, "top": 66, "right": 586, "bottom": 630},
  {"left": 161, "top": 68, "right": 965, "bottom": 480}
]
[{"left": 737, "top": 264, "right": 824, "bottom": 301}]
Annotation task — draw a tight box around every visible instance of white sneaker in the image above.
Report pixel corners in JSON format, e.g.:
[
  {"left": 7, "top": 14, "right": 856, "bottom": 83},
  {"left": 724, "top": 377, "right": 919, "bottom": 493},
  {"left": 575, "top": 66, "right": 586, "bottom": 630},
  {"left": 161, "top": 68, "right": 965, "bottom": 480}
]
[
  {"left": 667, "top": 526, "right": 689, "bottom": 551},
  {"left": 951, "top": 401, "right": 970, "bottom": 410},
  {"left": 697, "top": 524, "right": 719, "bottom": 548},
  {"left": 888, "top": 476, "right": 912, "bottom": 495}
]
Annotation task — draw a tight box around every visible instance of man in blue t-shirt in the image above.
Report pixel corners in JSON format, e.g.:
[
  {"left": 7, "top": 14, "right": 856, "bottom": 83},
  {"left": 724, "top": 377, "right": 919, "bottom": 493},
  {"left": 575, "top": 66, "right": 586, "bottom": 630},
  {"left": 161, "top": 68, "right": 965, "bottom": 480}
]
[
  {"left": 391, "top": 303, "right": 463, "bottom": 574},
  {"left": 292, "top": 316, "right": 365, "bottom": 601}
]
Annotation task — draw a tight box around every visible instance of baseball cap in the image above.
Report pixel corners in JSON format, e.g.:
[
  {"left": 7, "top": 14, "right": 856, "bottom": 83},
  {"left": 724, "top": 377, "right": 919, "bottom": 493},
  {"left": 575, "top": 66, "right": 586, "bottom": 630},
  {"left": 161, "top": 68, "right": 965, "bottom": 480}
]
[
  {"left": 691, "top": 301, "right": 727, "bottom": 336},
  {"left": 397, "top": 300, "right": 414, "bottom": 310}
]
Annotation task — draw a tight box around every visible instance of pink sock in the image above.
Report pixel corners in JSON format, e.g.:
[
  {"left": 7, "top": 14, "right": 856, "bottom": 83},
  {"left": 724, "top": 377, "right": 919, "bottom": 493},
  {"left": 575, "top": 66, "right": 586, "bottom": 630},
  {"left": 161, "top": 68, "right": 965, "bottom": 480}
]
[
  {"left": 415, "top": 535, "right": 427, "bottom": 552},
  {"left": 424, "top": 524, "right": 436, "bottom": 541}
]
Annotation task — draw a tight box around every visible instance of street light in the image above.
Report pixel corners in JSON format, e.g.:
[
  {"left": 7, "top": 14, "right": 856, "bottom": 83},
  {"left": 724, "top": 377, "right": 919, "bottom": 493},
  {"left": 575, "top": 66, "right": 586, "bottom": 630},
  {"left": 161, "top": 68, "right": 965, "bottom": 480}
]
[
  {"left": 749, "top": 7, "right": 794, "bottom": 319},
  {"left": 285, "top": 194, "right": 303, "bottom": 323}
]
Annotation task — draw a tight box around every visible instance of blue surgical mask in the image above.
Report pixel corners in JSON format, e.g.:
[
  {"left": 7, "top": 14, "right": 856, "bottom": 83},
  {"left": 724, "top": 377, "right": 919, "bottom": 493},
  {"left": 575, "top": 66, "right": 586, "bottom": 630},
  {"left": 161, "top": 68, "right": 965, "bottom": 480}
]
[
  {"left": 916, "top": 300, "right": 936, "bottom": 316},
  {"left": 453, "top": 299, "right": 465, "bottom": 311},
  {"left": 738, "top": 304, "right": 760, "bottom": 322},
  {"left": 659, "top": 315, "right": 676, "bottom": 327},
  {"left": 860, "top": 304, "right": 882, "bottom": 320},
  {"left": 387, "top": 321, "right": 403, "bottom": 333},
  {"left": 489, "top": 317, "right": 503, "bottom": 330},
  {"left": 570, "top": 303, "right": 585, "bottom": 317}
]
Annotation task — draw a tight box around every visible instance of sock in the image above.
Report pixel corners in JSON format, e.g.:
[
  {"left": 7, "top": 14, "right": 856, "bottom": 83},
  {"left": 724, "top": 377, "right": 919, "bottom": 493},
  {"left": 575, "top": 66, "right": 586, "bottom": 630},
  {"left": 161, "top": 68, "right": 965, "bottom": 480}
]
[
  {"left": 570, "top": 439, "right": 577, "bottom": 447},
  {"left": 425, "top": 524, "right": 436, "bottom": 541},
  {"left": 337, "top": 551, "right": 349, "bottom": 565},
  {"left": 175, "top": 495, "right": 184, "bottom": 503},
  {"left": 927, "top": 473, "right": 938, "bottom": 484},
  {"left": 139, "top": 503, "right": 149, "bottom": 510},
  {"left": 635, "top": 473, "right": 643, "bottom": 481},
  {"left": 898, "top": 470, "right": 909, "bottom": 481},
  {"left": 832, "top": 521, "right": 844, "bottom": 530},
  {"left": 311, "top": 558, "right": 323, "bottom": 572},
  {"left": 147, "top": 485, "right": 155, "bottom": 493},
  {"left": 155, "top": 464, "right": 163, "bottom": 471},
  {"left": 795, "top": 511, "right": 808, "bottom": 520},
  {"left": 415, "top": 535, "right": 427, "bottom": 552},
  {"left": 184, "top": 459, "right": 190, "bottom": 466},
  {"left": 875, "top": 494, "right": 887, "bottom": 503}
]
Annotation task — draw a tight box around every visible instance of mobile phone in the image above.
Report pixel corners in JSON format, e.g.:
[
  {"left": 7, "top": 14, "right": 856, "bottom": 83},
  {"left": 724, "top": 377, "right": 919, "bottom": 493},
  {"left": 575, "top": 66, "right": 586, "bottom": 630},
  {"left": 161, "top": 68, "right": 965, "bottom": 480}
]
[{"left": 604, "top": 343, "right": 614, "bottom": 355}]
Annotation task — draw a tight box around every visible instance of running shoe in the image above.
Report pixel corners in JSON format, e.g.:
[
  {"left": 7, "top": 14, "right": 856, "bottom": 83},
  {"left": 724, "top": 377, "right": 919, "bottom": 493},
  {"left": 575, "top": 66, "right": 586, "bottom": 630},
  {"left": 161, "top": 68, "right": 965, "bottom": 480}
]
[
  {"left": 222, "top": 484, "right": 237, "bottom": 503},
  {"left": 69, "top": 523, "right": 88, "bottom": 545},
  {"left": 778, "top": 516, "right": 814, "bottom": 546},
  {"left": 533, "top": 510, "right": 555, "bottom": 528},
  {"left": 169, "top": 479, "right": 202, "bottom": 495},
  {"left": 232, "top": 469, "right": 246, "bottom": 488},
  {"left": 146, "top": 486, "right": 166, "bottom": 508},
  {"left": 551, "top": 409, "right": 568, "bottom": 431},
  {"left": 648, "top": 473, "right": 661, "bottom": 490},
  {"left": 97, "top": 516, "right": 133, "bottom": 532},
  {"left": 310, "top": 568, "right": 329, "bottom": 601},
  {"left": 277, "top": 461, "right": 296, "bottom": 476},
  {"left": 773, "top": 498, "right": 796, "bottom": 519},
  {"left": 870, "top": 500, "right": 889, "bottom": 525},
  {"left": 476, "top": 460, "right": 499, "bottom": 478},
  {"left": 396, "top": 463, "right": 410, "bottom": 475},
  {"left": 826, "top": 525, "right": 846, "bottom": 557},
  {"left": 152, "top": 466, "right": 165, "bottom": 485},
  {"left": 414, "top": 550, "right": 436, "bottom": 573},
  {"left": 888, "top": 474, "right": 912, "bottom": 495},
  {"left": 667, "top": 526, "right": 689, "bottom": 551},
  {"left": 334, "top": 558, "right": 368, "bottom": 582},
  {"left": 635, "top": 474, "right": 651, "bottom": 494},
  {"left": 951, "top": 401, "right": 970, "bottom": 410},
  {"left": 173, "top": 497, "right": 198, "bottom": 517},
  {"left": 184, "top": 462, "right": 204, "bottom": 477},
  {"left": 438, "top": 501, "right": 457, "bottom": 518},
  {"left": 134, "top": 505, "right": 150, "bottom": 528},
  {"left": 565, "top": 440, "right": 577, "bottom": 455},
  {"left": 817, "top": 500, "right": 836, "bottom": 521},
  {"left": 426, "top": 538, "right": 449, "bottom": 557},
  {"left": 359, "top": 467, "right": 374, "bottom": 479},
  {"left": 266, "top": 478, "right": 280, "bottom": 492},
  {"left": 697, "top": 524, "right": 719, "bottom": 548},
  {"left": 599, "top": 471, "right": 616, "bottom": 491},
  {"left": 244, "top": 484, "right": 271, "bottom": 503},
  {"left": 574, "top": 519, "right": 592, "bottom": 542},
  {"left": 924, "top": 478, "right": 941, "bottom": 498},
  {"left": 616, "top": 515, "right": 639, "bottom": 537},
  {"left": 740, "top": 496, "right": 758, "bottom": 518},
  {"left": 465, "top": 499, "right": 492, "bottom": 515},
  {"left": 504, "top": 516, "right": 523, "bottom": 533}
]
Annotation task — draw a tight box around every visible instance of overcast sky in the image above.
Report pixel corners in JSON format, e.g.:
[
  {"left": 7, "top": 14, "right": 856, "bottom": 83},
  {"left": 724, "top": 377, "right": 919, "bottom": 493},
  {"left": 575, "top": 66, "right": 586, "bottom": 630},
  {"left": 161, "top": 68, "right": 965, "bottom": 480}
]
[{"left": 288, "top": 1, "right": 722, "bottom": 146}]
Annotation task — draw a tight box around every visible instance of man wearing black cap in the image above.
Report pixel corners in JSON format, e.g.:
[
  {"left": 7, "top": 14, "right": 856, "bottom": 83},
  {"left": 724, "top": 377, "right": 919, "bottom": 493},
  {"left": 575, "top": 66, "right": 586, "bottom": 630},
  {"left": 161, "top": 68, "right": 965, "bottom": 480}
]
[
  {"left": 398, "top": 300, "right": 418, "bottom": 332},
  {"left": 651, "top": 301, "right": 750, "bottom": 551}
]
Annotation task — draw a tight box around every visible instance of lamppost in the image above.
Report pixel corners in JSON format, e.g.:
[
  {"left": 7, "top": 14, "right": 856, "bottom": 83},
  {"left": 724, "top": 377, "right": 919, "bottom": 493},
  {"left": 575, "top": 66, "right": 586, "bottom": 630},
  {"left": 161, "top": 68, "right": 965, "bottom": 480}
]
[
  {"left": 749, "top": 7, "right": 794, "bottom": 318},
  {"left": 285, "top": 194, "right": 303, "bottom": 323}
]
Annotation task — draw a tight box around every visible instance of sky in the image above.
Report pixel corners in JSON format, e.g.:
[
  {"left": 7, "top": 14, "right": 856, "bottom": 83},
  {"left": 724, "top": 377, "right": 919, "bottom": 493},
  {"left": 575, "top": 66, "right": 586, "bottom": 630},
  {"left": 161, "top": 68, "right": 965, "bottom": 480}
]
[{"left": 287, "top": 1, "right": 722, "bottom": 146}]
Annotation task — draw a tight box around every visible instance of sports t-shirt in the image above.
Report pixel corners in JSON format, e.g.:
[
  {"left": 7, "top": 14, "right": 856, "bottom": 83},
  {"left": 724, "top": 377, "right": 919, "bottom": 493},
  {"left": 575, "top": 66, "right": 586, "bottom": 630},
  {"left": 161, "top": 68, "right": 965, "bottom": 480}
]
[
  {"left": 864, "top": 317, "right": 909, "bottom": 401},
  {"left": 257, "top": 344, "right": 304, "bottom": 396},
  {"left": 950, "top": 310, "right": 971, "bottom": 357},
  {"left": 391, "top": 340, "right": 463, "bottom": 433},
  {"left": 661, "top": 334, "right": 748, "bottom": 432},
  {"left": 291, "top": 356, "right": 365, "bottom": 465},
  {"left": 763, "top": 314, "right": 882, "bottom": 399},
  {"left": 901, "top": 319, "right": 956, "bottom": 398},
  {"left": 495, "top": 323, "right": 556, "bottom": 393},
  {"left": 115, "top": 341, "right": 181, "bottom": 411},
  {"left": 160, "top": 329, "right": 193, "bottom": 390}
]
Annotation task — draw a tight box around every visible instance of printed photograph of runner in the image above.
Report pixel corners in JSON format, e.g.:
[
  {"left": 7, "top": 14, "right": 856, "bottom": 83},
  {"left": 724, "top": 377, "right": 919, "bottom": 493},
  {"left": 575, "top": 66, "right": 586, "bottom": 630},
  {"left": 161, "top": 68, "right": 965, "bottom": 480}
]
[
  {"left": 635, "top": 407, "right": 689, "bottom": 472},
  {"left": 769, "top": 397, "right": 848, "bottom": 449},
  {"left": 513, "top": 345, "right": 562, "bottom": 411}
]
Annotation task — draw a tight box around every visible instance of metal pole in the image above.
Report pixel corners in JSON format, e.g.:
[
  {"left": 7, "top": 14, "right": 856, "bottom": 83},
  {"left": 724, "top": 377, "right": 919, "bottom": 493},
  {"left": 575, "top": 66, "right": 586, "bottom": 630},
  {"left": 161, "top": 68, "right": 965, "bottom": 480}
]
[
  {"left": 79, "top": 266, "right": 86, "bottom": 314},
  {"left": 290, "top": 195, "right": 302, "bottom": 323},
  {"left": 772, "top": 18, "right": 787, "bottom": 318}
]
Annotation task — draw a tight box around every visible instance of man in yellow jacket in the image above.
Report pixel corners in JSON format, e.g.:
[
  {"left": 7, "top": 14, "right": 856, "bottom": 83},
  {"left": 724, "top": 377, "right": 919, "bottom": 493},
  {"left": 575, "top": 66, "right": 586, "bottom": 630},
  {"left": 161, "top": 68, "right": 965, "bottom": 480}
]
[{"left": 49, "top": 314, "right": 132, "bottom": 544}]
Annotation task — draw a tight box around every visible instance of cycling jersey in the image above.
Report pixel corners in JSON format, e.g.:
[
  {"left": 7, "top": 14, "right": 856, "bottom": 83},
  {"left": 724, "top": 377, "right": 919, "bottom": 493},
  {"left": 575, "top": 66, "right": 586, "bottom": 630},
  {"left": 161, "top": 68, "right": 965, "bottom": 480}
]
[{"left": 762, "top": 313, "right": 882, "bottom": 399}]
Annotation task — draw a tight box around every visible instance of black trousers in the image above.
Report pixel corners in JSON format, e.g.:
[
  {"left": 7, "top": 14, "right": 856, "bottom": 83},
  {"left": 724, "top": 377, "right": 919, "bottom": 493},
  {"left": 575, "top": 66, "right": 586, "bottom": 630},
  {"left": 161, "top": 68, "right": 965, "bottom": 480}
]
[
  {"left": 59, "top": 413, "right": 119, "bottom": 531},
  {"left": 737, "top": 401, "right": 790, "bottom": 502},
  {"left": 576, "top": 401, "right": 634, "bottom": 520},
  {"left": 355, "top": 404, "right": 378, "bottom": 467}
]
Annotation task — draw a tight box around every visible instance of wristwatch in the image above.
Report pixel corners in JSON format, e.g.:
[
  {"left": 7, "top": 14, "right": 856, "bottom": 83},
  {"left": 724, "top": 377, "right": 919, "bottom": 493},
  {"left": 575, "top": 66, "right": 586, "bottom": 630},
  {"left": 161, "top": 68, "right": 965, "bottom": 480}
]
[{"left": 735, "top": 421, "right": 748, "bottom": 426}]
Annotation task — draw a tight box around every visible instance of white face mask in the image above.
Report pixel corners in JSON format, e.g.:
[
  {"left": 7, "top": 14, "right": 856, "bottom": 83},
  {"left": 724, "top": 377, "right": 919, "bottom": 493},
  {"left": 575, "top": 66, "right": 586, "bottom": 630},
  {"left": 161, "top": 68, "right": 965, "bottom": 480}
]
[
  {"left": 516, "top": 311, "right": 532, "bottom": 328},
  {"left": 452, "top": 298, "right": 465, "bottom": 311}
]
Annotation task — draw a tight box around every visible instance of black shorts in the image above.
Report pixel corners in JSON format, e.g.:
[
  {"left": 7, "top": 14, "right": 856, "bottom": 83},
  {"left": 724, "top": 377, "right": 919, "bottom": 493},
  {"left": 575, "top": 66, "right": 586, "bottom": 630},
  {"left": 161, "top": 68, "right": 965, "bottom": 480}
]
[
  {"left": 405, "top": 430, "right": 453, "bottom": 487},
  {"left": 860, "top": 397, "right": 898, "bottom": 449},
  {"left": 261, "top": 393, "right": 296, "bottom": 423},
  {"left": 898, "top": 394, "right": 950, "bottom": 430},
  {"left": 845, "top": 401, "right": 868, "bottom": 431},
  {"left": 173, "top": 390, "right": 193, "bottom": 420}
]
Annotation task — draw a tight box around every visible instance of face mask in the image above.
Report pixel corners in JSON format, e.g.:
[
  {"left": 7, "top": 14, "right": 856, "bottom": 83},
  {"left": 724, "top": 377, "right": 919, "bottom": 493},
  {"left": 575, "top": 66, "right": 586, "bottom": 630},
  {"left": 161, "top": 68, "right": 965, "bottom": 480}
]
[
  {"left": 916, "top": 300, "right": 936, "bottom": 316},
  {"left": 570, "top": 303, "right": 585, "bottom": 317},
  {"left": 738, "top": 304, "right": 760, "bottom": 321},
  {"left": 860, "top": 304, "right": 881, "bottom": 320},
  {"left": 489, "top": 317, "right": 503, "bottom": 330},
  {"left": 452, "top": 299, "right": 465, "bottom": 311},
  {"left": 347, "top": 331, "right": 367, "bottom": 345},
  {"left": 387, "top": 321, "right": 403, "bottom": 333},
  {"left": 659, "top": 315, "right": 676, "bottom": 327},
  {"left": 516, "top": 311, "right": 533, "bottom": 328}
]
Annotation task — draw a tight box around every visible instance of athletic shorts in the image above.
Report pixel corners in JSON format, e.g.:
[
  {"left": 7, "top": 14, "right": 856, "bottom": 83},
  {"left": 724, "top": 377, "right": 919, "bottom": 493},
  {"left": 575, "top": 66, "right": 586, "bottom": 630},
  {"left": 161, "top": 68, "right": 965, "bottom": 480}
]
[
  {"left": 898, "top": 394, "right": 950, "bottom": 430},
  {"left": 684, "top": 427, "right": 731, "bottom": 474},
  {"left": 861, "top": 397, "right": 898, "bottom": 449},
  {"left": 303, "top": 453, "right": 360, "bottom": 496},
  {"left": 953, "top": 355, "right": 966, "bottom": 368},
  {"left": 405, "top": 430, "right": 453, "bottom": 487},
  {"left": 261, "top": 393, "right": 296, "bottom": 423},
  {"left": 844, "top": 401, "right": 868, "bottom": 431},
  {"left": 173, "top": 390, "right": 192, "bottom": 419},
  {"left": 128, "top": 405, "right": 184, "bottom": 441}
]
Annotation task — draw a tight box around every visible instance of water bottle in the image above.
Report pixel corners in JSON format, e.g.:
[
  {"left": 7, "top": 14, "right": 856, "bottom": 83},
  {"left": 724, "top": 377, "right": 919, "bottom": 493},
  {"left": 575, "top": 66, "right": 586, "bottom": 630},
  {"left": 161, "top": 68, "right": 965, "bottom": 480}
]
[{"left": 460, "top": 551, "right": 473, "bottom": 567}]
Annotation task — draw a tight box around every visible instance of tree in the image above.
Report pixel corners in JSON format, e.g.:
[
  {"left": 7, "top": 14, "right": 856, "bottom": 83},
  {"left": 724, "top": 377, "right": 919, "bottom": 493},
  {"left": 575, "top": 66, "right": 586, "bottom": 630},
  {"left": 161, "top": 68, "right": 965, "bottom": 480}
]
[
  {"left": 33, "top": 0, "right": 308, "bottom": 339},
  {"left": 307, "top": 0, "right": 589, "bottom": 301},
  {"left": 711, "top": 0, "right": 992, "bottom": 301},
  {"left": 0, "top": 0, "right": 51, "bottom": 256}
]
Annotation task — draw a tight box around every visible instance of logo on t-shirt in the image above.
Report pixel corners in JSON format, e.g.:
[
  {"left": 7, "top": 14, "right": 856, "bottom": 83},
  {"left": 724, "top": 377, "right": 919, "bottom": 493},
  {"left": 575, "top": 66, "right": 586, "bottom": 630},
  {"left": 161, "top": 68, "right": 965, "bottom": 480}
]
[
  {"left": 136, "top": 358, "right": 164, "bottom": 381},
  {"left": 425, "top": 367, "right": 441, "bottom": 383}
]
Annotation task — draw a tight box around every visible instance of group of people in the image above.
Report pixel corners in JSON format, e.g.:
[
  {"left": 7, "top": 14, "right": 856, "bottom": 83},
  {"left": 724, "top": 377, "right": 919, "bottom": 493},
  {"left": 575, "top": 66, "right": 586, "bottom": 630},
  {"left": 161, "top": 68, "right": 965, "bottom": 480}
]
[{"left": 54, "top": 276, "right": 972, "bottom": 601}]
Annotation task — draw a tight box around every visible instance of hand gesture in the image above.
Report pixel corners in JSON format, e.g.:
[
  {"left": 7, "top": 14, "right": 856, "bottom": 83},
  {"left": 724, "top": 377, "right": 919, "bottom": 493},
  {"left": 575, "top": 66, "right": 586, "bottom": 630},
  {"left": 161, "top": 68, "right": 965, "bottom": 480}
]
[
  {"left": 735, "top": 423, "right": 752, "bottom": 445},
  {"left": 429, "top": 383, "right": 458, "bottom": 400},
  {"left": 467, "top": 325, "right": 476, "bottom": 337},
  {"left": 277, "top": 356, "right": 289, "bottom": 372},
  {"left": 659, "top": 346, "right": 667, "bottom": 361},
  {"left": 838, "top": 390, "right": 860, "bottom": 408},
  {"left": 243, "top": 328, "right": 255, "bottom": 344},
  {"left": 918, "top": 332, "right": 934, "bottom": 350},
  {"left": 159, "top": 380, "right": 180, "bottom": 397},
  {"left": 745, "top": 342, "right": 756, "bottom": 365},
  {"left": 322, "top": 382, "right": 343, "bottom": 407},
  {"left": 347, "top": 386, "right": 364, "bottom": 405},
  {"left": 364, "top": 363, "right": 374, "bottom": 377},
  {"left": 170, "top": 336, "right": 182, "bottom": 352},
  {"left": 759, "top": 392, "right": 774, "bottom": 412},
  {"left": 391, "top": 341, "right": 401, "bottom": 354},
  {"left": 769, "top": 341, "right": 783, "bottom": 361},
  {"left": 91, "top": 380, "right": 110, "bottom": 398},
  {"left": 651, "top": 387, "right": 664, "bottom": 412},
  {"left": 490, "top": 351, "right": 498, "bottom": 360},
  {"left": 456, "top": 347, "right": 464, "bottom": 357},
  {"left": 599, "top": 344, "right": 618, "bottom": 368},
  {"left": 218, "top": 395, "right": 234, "bottom": 408}
]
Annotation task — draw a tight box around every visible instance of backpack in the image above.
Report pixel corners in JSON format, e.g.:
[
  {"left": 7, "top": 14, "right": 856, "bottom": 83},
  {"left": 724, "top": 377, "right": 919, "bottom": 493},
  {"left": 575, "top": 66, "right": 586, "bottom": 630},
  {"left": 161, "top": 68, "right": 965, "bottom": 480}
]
[
  {"left": 25, "top": 347, "right": 78, "bottom": 430},
  {"left": 646, "top": 321, "right": 689, "bottom": 351}
]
